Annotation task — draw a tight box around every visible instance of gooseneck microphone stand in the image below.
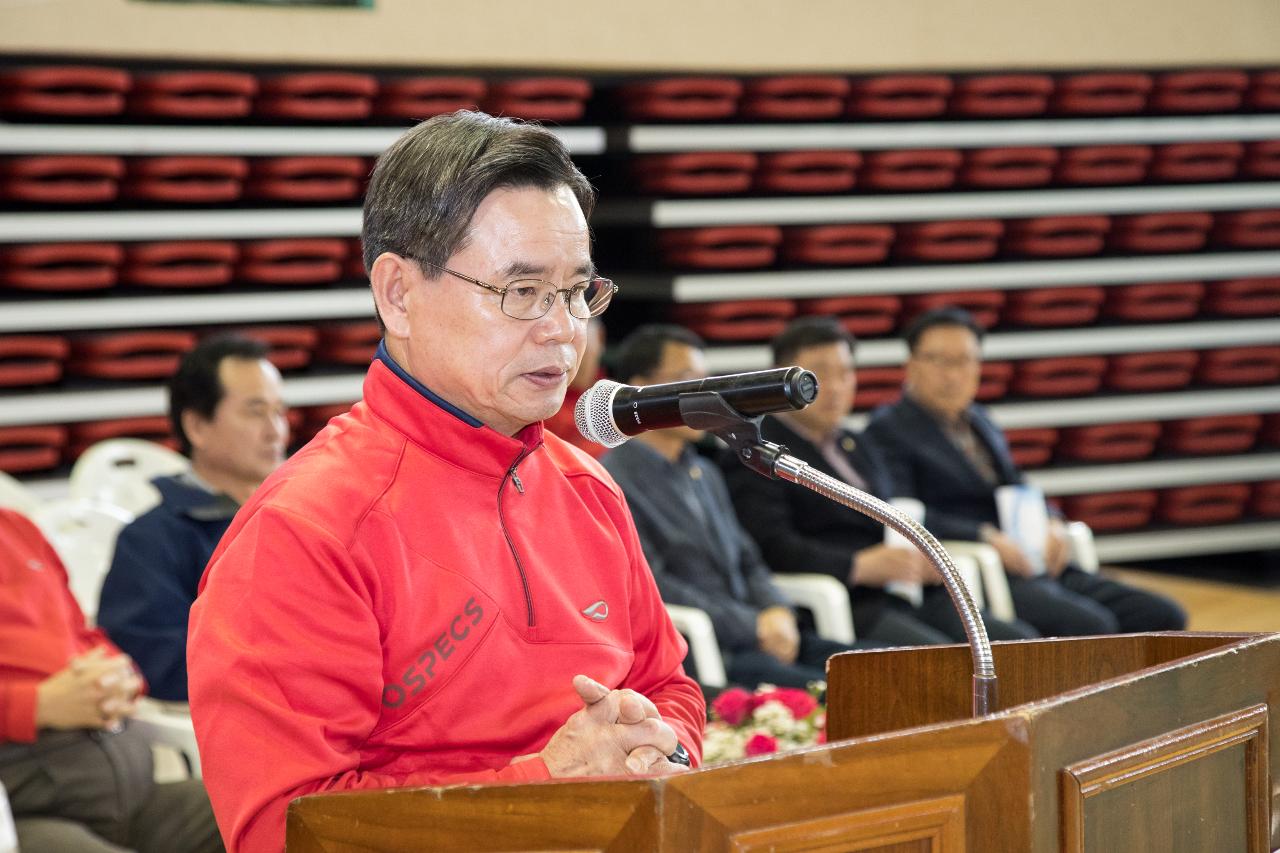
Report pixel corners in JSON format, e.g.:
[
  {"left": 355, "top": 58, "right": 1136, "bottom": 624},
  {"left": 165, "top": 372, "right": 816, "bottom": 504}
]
[{"left": 679, "top": 391, "right": 998, "bottom": 717}]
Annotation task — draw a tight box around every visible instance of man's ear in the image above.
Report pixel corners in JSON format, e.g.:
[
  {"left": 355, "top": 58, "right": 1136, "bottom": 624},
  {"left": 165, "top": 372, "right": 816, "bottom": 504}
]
[
  {"left": 181, "top": 408, "right": 211, "bottom": 455},
  {"left": 369, "top": 252, "right": 415, "bottom": 340}
]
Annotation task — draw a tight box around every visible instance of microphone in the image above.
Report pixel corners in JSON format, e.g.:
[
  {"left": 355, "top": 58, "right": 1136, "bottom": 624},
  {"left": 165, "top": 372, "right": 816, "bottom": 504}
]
[{"left": 575, "top": 367, "right": 819, "bottom": 448}]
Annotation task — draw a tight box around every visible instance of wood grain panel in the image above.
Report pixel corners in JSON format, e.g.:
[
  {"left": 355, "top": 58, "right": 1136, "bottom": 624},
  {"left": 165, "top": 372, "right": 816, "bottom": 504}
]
[
  {"left": 730, "top": 794, "right": 964, "bottom": 853},
  {"left": 1061, "top": 704, "right": 1268, "bottom": 853}
]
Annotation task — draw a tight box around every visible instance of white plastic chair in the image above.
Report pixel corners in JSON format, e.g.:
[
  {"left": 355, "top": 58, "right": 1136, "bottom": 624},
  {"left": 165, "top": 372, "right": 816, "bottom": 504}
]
[
  {"left": 30, "top": 498, "right": 135, "bottom": 623},
  {"left": 1066, "top": 520, "right": 1100, "bottom": 574},
  {"left": 0, "top": 471, "right": 39, "bottom": 516},
  {"left": 69, "top": 438, "right": 189, "bottom": 517},
  {"left": 665, "top": 604, "right": 727, "bottom": 688},
  {"left": 942, "top": 541, "right": 1016, "bottom": 623},
  {"left": 0, "top": 780, "right": 15, "bottom": 853},
  {"left": 771, "top": 573, "right": 856, "bottom": 643},
  {"left": 131, "top": 699, "right": 202, "bottom": 779}
]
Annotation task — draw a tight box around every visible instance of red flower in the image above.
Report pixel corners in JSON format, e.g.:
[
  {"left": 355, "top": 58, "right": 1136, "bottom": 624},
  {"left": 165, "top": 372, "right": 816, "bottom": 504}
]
[
  {"left": 711, "top": 687, "right": 754, "bottom": 725},
  {"left": 744, "top": 732, "right": 778, "bottom": 756},
  {"left": 759, "top": 687, "right": 819, "bottom": 721},
  {"left": 816, "top": 729, "right": 827, "bottom": 745}
]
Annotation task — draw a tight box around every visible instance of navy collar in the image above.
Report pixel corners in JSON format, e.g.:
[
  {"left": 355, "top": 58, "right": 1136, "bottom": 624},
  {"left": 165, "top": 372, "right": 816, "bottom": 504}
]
[{"left": 375, "top": 340, "right": 483, "bottom": 428}]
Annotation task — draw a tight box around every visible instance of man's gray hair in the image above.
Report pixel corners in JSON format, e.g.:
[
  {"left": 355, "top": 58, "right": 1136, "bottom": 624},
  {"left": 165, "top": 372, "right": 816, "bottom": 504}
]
[{"left": 361, "top": 110, "right": 596, "bottom": 300}]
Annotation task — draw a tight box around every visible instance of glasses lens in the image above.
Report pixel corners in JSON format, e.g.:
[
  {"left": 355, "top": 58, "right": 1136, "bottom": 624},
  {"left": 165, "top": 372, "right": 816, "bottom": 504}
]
[
  {"left": 580, "top": 278, "right": 615, "bottom": 318},
  {"left": 502, "top": 281, "right": 556, "bottom": 320}
]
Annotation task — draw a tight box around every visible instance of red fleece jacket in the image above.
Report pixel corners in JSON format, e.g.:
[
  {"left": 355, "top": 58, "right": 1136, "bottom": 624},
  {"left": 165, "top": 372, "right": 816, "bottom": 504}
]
[
  {"left": 0, "top": 508, "right": 125, "bottom": 743},
  {"left": 187, "top": 353, "right": 704, "bottom": 852}
]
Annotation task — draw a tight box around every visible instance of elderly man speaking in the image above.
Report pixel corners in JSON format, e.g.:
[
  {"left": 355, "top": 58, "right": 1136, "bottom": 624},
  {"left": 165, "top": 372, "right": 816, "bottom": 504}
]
[{"left": 187, "top": 112, "right": 704, "bottom": 852}]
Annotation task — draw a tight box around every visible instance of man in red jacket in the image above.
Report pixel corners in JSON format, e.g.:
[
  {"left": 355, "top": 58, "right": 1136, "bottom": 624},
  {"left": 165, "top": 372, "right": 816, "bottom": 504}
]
[
  {"left": 187, "top": 111, "right": 705, "bottom": 852},
  {"left": 0, "top": 508, "right": 221, "bottom": 852}
]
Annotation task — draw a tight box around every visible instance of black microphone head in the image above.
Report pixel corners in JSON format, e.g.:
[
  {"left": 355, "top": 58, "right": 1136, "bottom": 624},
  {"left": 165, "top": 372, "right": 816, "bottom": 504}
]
[{"left": 787, "top": 367, "right": 820, "bottom": 408}]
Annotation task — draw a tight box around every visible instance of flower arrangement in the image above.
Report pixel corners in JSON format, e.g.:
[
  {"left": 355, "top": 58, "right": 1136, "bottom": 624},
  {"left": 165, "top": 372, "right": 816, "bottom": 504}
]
[{"left": 702, "top": 682, "right": 826, "bottom": 765}]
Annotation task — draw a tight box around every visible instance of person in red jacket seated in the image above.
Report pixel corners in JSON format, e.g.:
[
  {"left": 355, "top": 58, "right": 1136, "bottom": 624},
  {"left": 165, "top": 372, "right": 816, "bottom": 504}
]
[
  {"left": 0, "top": 508, "right": 222, "bottom": 853},
  {"left": 187, "top": 111, "right": 704, "bottom": 852}
]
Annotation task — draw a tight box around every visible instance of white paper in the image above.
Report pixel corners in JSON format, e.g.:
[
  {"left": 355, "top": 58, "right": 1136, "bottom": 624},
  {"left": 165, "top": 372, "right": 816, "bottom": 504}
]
[
  {"left": 995, "top": 484, "right": 1049, "bottom": 576},
  {"left": 883, "top": 497, "right": 925, "bottom": 607}
]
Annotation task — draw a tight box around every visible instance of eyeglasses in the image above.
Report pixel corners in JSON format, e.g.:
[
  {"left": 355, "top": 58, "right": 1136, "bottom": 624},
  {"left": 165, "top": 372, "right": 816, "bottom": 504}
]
[{"left": 406, "top": 254, "right": 617, "bottom": 321}]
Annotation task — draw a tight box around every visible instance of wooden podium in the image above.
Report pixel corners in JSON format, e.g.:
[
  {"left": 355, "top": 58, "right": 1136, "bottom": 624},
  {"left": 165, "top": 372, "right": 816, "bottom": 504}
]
[{"left": 287, "top": 632, "right": 1279, "bottom": 851}]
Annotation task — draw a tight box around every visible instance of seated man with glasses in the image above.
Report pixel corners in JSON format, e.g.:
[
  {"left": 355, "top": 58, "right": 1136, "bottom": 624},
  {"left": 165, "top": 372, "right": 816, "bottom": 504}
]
[
  {"left": 865, "top": 306, "right": 1186, "bottom": 637},
  {"left": 187, "top": 111, "right": 703, "bottom": 852}
]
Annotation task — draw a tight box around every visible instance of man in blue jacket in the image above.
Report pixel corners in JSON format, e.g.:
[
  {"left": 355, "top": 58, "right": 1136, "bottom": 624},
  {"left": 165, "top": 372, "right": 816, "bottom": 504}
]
[{"left": 97, "top": 334, "right": 288, "bottom": 700}]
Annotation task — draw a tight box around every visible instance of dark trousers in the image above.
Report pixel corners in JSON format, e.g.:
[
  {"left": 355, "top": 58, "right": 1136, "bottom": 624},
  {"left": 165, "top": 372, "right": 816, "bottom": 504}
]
[
  {"left": 0, "top": 726, "right": 222, "bottom": 853},
  {"left": 853, "top": 587, "right": 1039, "bottom": 646},
  {"left": 1008, "top": 567, "right": 1187, "bottom": 637},
  {"left": 725, "top": 630, "right": 868, "bottom": 690}
]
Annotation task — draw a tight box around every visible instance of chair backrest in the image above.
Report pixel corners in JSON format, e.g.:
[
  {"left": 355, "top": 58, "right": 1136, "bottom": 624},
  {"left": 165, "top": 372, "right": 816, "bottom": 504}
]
[
  {"left": 69, "top": 438, "right": 189, "bottom": 516},
  {"left": 0, "top": 470, "right": 39, "bottom": 516},
  {"left": 0, "top": 780, "right": 16, "bottom": 853},
  {"left": 30, "top": 498, "right": 135, "bottom": 622}
]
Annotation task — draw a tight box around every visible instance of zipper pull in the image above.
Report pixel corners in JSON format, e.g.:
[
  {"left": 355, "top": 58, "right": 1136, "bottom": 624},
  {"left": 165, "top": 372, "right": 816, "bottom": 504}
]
[{"left": 510, "top": 466, "right": 525, "bottom": 494}]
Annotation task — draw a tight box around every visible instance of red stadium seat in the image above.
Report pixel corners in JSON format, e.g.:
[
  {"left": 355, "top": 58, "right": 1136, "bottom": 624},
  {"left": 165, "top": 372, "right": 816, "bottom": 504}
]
[
  {"left": 1203, "top": 277, "right": 1280, "bottom": 317},
  {"left": 631, "top": 153, "right": 758, "bottom": 195},
  {"left": 316, "top": 321, "right": 381, "bottom": 366},
  {"left": 755, "top": 151, "right": 862, "bottom": 194},
  {"left": 0, "top": 66, "right": 130, "bottom": 117},
  {"left": 482, "top": 77, "right": 592, "bottom": 122},
  {"left": 1247, "top": 70, "right": 1280, "bottom": 111},
  {"left": 959, "top": 147, "right": 1058, "bottom": 189},
  {"left": 1262, "top": 414, "right": 1280, "bottom": 447},
  {"left": 618, "top": 78, "right": 741, "bottom": 120},
  {"left": 1149, "top": 142, "right": 1243, "bottom": 182},
  {"left": 232, "top": 325, "right": 318, "bottom": 371},
  {"left": 1010, "top": 356, "right": 1107, "bottom": 397},
  {"left": 1150, "top": 70, "right": 1248, "bottom": 113},
  {"left": 1213, "top": 210, "right": 1280, "bottom": 249},
  {"left": 1061, "top": 490, "right": 1157, "bottom": 532},
  {"left": 1196, "top": 346, "right": 1280, "bottom": 386},
  {"left": 0, "top": 335, "right": 69, "bottom": 388},
  {"left": 1158, "top": 483, "right": 1250, "bottom": 525},
  {"left": 951, "top": 74, "right": 1054, "bottom": 117},
  {"left": 976, "top": 361, "right": 1014, "bottom": 401},
  {"left": 1003, "top": 215, "right": 1110, "bottom": 257},
  {"left": 0, "top": 156, "right": 124, "bottom": 204},
  {"left": 1251, "top": 481, "right": 1280, "bottom": 518},
  {"left": 846, "top": 75, "right": 952, "bottom": 119},
  {"left": 657, "top": 226, "right": 782, "bottom": 269},
  {"left": 1105, "top": 350, "right": 1199, "bottom": 392},
  {"left": 1162, "top": 414, "right": 1261, "bottom": 455},
  {"left": 236, "top": 239, "right": 348, "bottom": 285},
  {"left": 1051, "top": 73, "right": 1152, "bottom": 115},
  {"left": 1242, "top": 140, "right": 1280, "bottom": 180},
  {"left": 895, "top": 220, "right": 1004, "bottom": 262},
  {"left": 68, "top": 331, "right": 197, "bottom": 380},
  {"left": 859, "top": 149, "right": 962, "bottom": 191},
  {"left": 1055, "top": 145, "right": 1152, "bottom": 185},
  {"left": 1057, "top": 422, "right": 1161, "bottom": 462},
  {"left": 799, "top": 295, "right": 901, "bottom": 336},
  {"left": 901, "top": 290, "right": 1005, "bottom": 329},
  {"left": 0, "top": 425, "right": 68, "bottom": 473},
  {"left": 122, "top": 241, "right": 239, "bottom": 289},
  {"left": 344, "top": 237, "right": 367, "bottom": 281},
  {"left": 1102, "top": 281, "right": 1204, "bottom": 322},
  {"left": 1004, "top": 286, "right": 1106, "bottom": 327},
  {"left": 854, "top": 366, "right": 904, "bottom": 410},
  {"left": 0, "top": 243, "right": 123, "bottom": 292},
  {"left": 66, "top": 417, "right": 178, "bottom": 460},
  {"left": 782, "top": 224, "right": 894, "bottom": 265},
  {"left": 256, "top": 73, "right": 378, "bottom": 121},
  {"left": 1004, "top": 427, "right": 1058, "bottom": 468},
  {"left": 373, "top": 76, "right": 486, "bottom": 119},
  {"left": 1108, "top": 211, "right": 1212, "bottom": 253},
  {"left": 129, "top": 71, "right": 258, "bottom": 119},
  {"left": 122, "top": 157, "right": 248, "bottom": 203},
  {"left": 670, "top": 300, "right": 797, "bottom": 342},
  {"left": 740, "top": 76, "right": 849, "bottom": 120},
  {"left": 245, "top": 157, "right": 367, "bottom": 202}
]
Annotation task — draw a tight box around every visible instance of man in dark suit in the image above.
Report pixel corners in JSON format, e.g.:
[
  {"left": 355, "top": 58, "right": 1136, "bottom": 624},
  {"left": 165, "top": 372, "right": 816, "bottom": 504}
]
[
  {"left": 864, "top": 306, "right": 1186, "bottom": 636},
  {"left": 603, "top": 324, "right": 872, "bottom": 689},
  {"left": 723, "top": 317, "right": 1038, "bottom": 645}
]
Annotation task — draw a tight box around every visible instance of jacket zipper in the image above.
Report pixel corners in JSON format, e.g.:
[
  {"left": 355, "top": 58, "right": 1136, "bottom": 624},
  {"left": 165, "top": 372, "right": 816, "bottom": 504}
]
[{"left": 498, "top": 447, "right": 535, "bottom": 627}]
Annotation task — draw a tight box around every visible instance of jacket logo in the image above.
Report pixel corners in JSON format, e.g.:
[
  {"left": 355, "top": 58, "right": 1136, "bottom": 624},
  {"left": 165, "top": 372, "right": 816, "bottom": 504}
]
[
  {"left": 581, "top": 600, "right": 609, "bottom": 622},
  {"left": 26, "top": 559, "right": 44, "bottom": 572}
]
